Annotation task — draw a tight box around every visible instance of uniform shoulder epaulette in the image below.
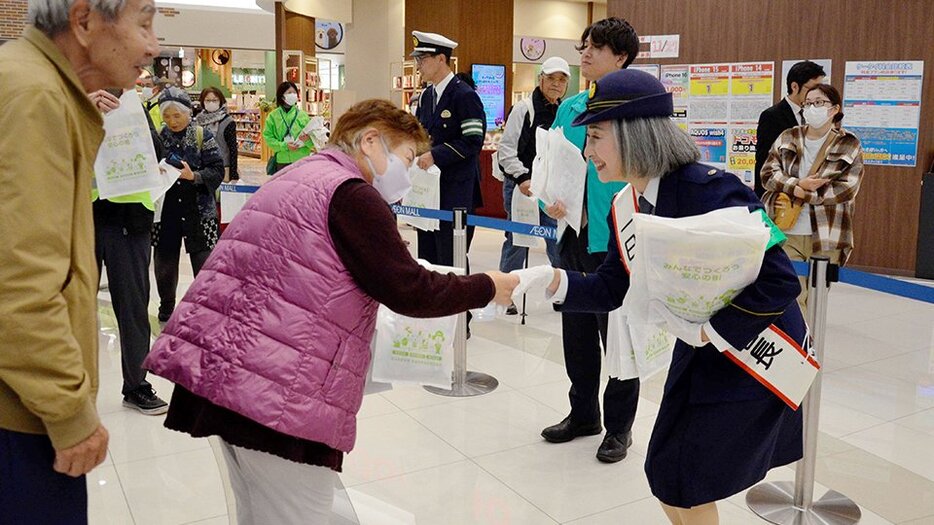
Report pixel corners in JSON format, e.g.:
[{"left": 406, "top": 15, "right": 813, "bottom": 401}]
[{"left": 679, "top": 163, "right": 724, "bottom": 185}]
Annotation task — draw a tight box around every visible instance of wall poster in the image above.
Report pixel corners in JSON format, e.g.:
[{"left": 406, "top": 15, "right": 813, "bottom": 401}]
[
  {"left": 683, "top": 62, "right": 774, "bottom": 184},
  {"left": 843, "top": 61, "right": 924, "bottom": 167}
]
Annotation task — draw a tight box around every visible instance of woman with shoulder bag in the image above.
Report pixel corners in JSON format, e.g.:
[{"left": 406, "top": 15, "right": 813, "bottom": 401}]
[
  {"left": 262, "top": 81, "right": 314, "bottom": 174},
  {"left": 761, "top": 84, "right": 864, "bottom": 310}
]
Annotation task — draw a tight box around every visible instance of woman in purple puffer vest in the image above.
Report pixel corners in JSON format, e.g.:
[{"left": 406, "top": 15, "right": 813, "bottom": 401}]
[{"left": 144, "top": 99, "right": 515, "bottom": 524}]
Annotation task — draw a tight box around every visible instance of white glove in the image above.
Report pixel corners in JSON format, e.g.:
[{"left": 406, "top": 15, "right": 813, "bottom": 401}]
[
  {"left": 510, "top": 265, "right": 556, "bottom": 305},
  {"left": 650, "top": 300, "right": 706, "bottom": 347}
]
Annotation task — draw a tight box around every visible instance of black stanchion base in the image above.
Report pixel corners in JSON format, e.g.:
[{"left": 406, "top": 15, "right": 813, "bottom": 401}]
[
  {"left": 746, "top": 481, "right": 861, "bottom": 525},
  {"left": 423, "top": 371, "right": 499, "bottom": 397}
]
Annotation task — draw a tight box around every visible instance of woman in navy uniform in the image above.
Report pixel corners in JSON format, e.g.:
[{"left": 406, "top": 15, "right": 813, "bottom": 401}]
[
  {"left": 410, "top": 31, "right": 486, "bottom": 267},
  {"left": 512, "top": 70, "right": 805, "bottom": 524}
]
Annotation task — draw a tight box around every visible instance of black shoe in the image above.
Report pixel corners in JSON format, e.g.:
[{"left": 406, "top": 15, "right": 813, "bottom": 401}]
[
  {"left": 506, "top": 303, "right": 518, "bottom": 316},
  {"left": 541, "top": 416, "right": 603, "bottom": 443},
  {"left": 596, "top": 432, "right": 633, "bottom": 463},
  {"left": 157, "top": 301, "right": 174, "bottom": 323},
  {"left": 123, "top": 387, "right": 169, "bottom": 415}
]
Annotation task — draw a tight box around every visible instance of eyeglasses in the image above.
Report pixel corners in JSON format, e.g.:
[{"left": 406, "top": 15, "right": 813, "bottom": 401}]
[
  {"left": 803, "top": 99, "right": 833, "bottom": 108},
  {"left": 414, "top": 54, "right": 437, "bottom": 64}
]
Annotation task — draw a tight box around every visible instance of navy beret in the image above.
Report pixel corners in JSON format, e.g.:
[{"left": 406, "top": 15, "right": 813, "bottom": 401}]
[{"left": 572, "top": 69, "right": 673, "bottom": 126}]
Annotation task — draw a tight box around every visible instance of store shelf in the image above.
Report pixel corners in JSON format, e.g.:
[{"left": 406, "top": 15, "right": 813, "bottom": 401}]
[
  {"left": 229, "top": 108, "right": 262, "bottom": 158},
  {"left": 391, "top": 57, "right": 457, "bottom": 114}
]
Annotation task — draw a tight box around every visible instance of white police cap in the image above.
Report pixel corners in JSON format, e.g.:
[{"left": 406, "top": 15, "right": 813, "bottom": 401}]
[{"left": 410, "top": 31, "right": 458, "bottom": 57}]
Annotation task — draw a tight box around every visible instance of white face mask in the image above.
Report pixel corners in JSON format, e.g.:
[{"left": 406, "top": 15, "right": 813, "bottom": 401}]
[
  {"left": 203, "top": 101, "right": 220, "bottom": 112},
  {"left": 803, "top": 105, "right": 832, "bottom": 128},
  {"left": 140, "top": 87, "right": 154, "bottom": 100},
  {"left": 283, "top": 93, "right": 299, "bottom": 107},
  {"left": 366, "top": 137, "right": 412, "bottom": 203}
]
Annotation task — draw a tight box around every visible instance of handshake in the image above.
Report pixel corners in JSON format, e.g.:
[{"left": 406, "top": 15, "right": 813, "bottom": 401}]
[{"left": 484, "top": 265, "right": 560, "bottom": 306}]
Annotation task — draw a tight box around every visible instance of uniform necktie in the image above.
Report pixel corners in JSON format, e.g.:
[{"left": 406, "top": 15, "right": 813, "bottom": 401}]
[
  {"left": 638, "top": 195, "right": 654, "bottom": 215},
  {"left": 422, "top": 86, "right": 436, "bottom": 119},
  {"left": 798, "top": 108, "right": 805, "bottom": 125}
]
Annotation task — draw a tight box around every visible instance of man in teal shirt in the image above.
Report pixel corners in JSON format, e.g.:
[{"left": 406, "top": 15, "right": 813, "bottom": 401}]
[{"left": 540, "top": 18, "right": 642, "bottom": 464}]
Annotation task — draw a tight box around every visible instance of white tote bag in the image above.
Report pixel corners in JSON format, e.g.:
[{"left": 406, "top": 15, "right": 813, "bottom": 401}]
[
  {"left": 371, "top": 305, "right": 457, "bottom": 389},
  {"left": 93, "top": 90, "right": 163, "bottom": 199},
  {"left": 510, "top": 191, "right": 541, "bottom": 249},
  {"left": 634, "top": 208, "right": 770, "bottom": 324},
  {"left": 400, "top": 165, "right": 441, "bottom": 231}
]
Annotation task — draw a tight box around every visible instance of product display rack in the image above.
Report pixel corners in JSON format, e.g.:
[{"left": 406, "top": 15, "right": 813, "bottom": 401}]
[
  {"left": 283, "top": 50, "right": 333, "bottom": 125},
  {"left": 229, "top": 108, "right": 262, "bottom": 158},
  {"left": 390, "top": 57, "right": 458, "bottom": 114}
]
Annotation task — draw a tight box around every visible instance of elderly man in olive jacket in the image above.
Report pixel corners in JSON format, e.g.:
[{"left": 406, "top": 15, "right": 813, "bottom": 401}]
[{"left": 0, "top": 0, "right": 158, "bottom": 522}]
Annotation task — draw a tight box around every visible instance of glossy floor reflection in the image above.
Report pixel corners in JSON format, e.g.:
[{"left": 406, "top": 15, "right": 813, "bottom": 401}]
[{"left": 90, "top": 226, "right": 934, "bottom": 524}]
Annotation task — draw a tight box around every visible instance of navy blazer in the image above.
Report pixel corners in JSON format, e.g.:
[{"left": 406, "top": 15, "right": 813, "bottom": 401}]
[
  {"left": 754, "top": 99, "right": 799, "bottom": 198},
  {"left": 416, "top": 77, "right": 486, "bottom": 210},
  {"left": 562, "top": 163, "right": 805, "bottom": 403}
]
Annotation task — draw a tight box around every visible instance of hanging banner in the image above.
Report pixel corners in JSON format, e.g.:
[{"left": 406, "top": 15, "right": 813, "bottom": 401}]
[{"left": 843, "top": 61, "right": 924, "bottom": 167}]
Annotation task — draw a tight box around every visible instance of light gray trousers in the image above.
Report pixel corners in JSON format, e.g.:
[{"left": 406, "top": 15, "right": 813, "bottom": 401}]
[{"left": 220, "top": 440, "right": 338, "bottom": 525}]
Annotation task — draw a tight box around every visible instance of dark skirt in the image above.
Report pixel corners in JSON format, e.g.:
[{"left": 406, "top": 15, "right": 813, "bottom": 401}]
[
  {"left": 164, "top": 386, "right": 344, "bottom": 471},
  {"left": 644, "top": 346, "right": 803, "bottom": 508}
]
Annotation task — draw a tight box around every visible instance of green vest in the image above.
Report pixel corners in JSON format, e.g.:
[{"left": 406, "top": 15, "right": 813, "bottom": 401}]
[{"left": 91, "top": 188, "right": 156, "bottom": 211}]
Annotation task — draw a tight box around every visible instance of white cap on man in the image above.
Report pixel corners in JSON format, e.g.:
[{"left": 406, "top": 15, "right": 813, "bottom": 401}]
[
  {"left": 541, "top": 56, "right": 571, "bottom": 77},
  {"left": 410, "top": 31, "right": 458, "bottom": 57}
]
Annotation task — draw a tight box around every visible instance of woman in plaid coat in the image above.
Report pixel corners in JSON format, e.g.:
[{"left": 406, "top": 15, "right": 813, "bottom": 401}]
[{"left": 761, "top": 84, "right": 864, "bottom": 310}]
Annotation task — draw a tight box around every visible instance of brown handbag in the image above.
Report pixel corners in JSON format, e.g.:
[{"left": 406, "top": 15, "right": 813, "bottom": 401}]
[{"left": 772, "top": 193, "right": 803, "bottom": 231}]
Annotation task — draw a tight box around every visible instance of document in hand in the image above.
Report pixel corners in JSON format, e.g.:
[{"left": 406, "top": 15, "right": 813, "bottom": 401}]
[
  {"left": 151, "top": 160, "right": 182, "bottom": 223},
  {"left": 529, "top": 128, "right": 586, "bottom": 240},
  {"left": 94, "top": 90, "right": 162, "bottom": 199},
  {"left": 301, "top": 115, "right": 330, "bottom": 150},
  {"left": 400, "top": 165, "right": 441, "bottom": 231}
]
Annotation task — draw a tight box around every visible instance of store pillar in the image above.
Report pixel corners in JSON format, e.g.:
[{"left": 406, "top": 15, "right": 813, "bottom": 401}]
[
  {"left": 403, "top": 0, "right": 514, "bottom": 113},
  {"left": 273, "top": 3, "right": 315, "bottom": 85}
]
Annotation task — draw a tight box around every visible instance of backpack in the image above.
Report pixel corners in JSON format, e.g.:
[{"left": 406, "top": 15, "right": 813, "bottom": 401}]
[{"left": 496, "top": 97, "right": 536, "bottom": 179}]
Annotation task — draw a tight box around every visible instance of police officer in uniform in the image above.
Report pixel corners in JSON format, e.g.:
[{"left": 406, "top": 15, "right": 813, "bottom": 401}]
[{"left": 411, "top": 31, "right": 486, "bottom": 268}]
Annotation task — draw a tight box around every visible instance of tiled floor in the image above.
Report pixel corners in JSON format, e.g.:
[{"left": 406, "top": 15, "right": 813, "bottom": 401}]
[{"left": 90, "top": 226, "right": 934, "bottom": 524}]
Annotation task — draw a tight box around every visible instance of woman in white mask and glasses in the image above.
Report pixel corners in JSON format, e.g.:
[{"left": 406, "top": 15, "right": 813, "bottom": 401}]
[
  {"left": 761, "top": 83, "right": 864, "bottom": 310},
  {"left": 144, "top": 99, "right": 516, "bottom": 524}
]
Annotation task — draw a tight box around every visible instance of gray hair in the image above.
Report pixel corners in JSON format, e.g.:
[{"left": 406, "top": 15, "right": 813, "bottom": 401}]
[
  {"left": 613, "top": 117, "right": 700, "bottom": 179},
  {"left": 159, "top": 100, "right": 192, "bottom": 117},
  {"left": 29, "top": 0, "right": 128, "bottom": 36}
]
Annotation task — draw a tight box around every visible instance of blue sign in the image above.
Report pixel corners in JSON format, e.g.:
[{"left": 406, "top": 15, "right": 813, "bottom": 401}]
[{"left": 471, "top": 64, "right": 506, "bottom": 129}]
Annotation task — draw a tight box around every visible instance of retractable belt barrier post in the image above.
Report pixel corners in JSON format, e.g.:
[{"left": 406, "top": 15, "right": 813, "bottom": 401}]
[
  {"left": 423, "top": 208, "right": 500, "bottom": 398},
  {"left": 746, "top": 257, "right": 861, "bottom": 525}
]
